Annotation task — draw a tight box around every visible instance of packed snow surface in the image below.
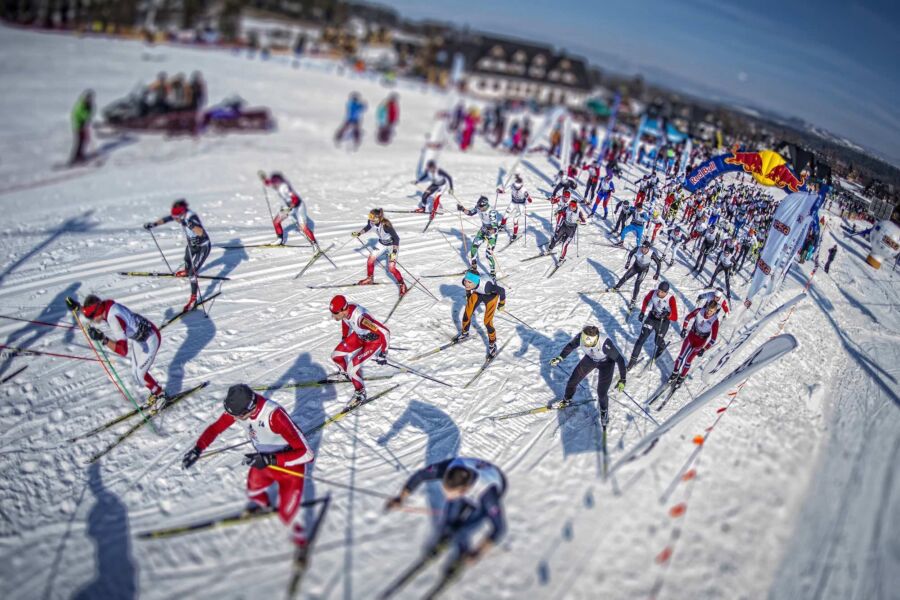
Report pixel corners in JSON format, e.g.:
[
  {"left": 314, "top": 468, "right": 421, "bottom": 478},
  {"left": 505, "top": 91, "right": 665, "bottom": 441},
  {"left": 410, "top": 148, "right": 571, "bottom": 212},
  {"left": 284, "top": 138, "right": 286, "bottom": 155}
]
[{"left": 0, "top": 25, "right": 897, "bottom": 600}]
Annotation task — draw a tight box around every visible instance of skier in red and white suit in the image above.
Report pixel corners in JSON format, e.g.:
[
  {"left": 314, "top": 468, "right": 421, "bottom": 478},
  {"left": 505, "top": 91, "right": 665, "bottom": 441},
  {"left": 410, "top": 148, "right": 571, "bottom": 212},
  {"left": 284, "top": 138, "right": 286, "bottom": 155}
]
[
  {"left": 77, "top": 294, "right": 165, "bottom": 401},
  {"left": 182, "top": 384, "right": 314, "bottom": 546},
  {"left": 259, "top": 170, "right": 320, "bottom": 251},
  {"left": 329, "top": 295, "right": 390, "bottom": 406},
  {"left": 671, "top": 300, "right": 720, "bottom": 382}
]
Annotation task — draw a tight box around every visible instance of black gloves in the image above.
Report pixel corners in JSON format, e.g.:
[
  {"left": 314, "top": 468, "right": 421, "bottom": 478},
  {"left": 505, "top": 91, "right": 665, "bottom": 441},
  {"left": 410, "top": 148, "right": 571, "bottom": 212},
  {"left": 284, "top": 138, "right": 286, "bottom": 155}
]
[
  {"left": 243, "top": 453, "right": 276, "bottom": 469},
  {"left": 143, "top": 222, "right": 155, "bottom": 230},
  {"left": 182, "top": 446, "right": 201, "bottom": 469},
  {"left": 65, "top": 297, "right": 80, "bottom": 311},
  {"left": 87, "top": 326, "right": 106, "bottom": 342}
]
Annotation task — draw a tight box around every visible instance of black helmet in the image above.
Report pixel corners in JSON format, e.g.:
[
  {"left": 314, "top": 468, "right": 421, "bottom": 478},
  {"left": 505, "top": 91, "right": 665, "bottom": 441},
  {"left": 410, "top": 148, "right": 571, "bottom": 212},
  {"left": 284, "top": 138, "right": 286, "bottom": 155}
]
[
  {"left": 426, "top": 159, "right": 436, "bottom": 169},
  {"left": 476, "top": 196, "right": 489, "bottom": 209},
  {"left": 224, "top": 384, "right": 257, "bottom": 417},
  {"left": 641, "top": 238, "right": 652, "bottom": 248},
  {"left": 658, "top": 281, "right": 670, "bottom": 293}
]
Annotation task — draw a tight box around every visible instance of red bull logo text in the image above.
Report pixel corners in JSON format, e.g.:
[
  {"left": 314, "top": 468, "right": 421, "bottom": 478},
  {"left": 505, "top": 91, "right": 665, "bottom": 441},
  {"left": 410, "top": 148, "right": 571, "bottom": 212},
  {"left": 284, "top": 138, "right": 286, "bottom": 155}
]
[{"left": 773, "top": 220, "right": 790, "bottom": 235}]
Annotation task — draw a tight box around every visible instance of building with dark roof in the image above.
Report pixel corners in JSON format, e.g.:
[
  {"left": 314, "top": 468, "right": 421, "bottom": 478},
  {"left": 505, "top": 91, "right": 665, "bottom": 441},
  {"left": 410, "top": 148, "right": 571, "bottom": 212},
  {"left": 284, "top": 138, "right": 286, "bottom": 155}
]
[{"left": 453, "top": 34, "right": 591, "bottom": 108}]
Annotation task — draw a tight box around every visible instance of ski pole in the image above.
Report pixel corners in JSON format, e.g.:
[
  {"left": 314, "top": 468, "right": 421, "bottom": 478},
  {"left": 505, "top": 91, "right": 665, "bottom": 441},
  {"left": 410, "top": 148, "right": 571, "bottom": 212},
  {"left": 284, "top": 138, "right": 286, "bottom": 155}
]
[
  {"left": 260, "top": 180, "right": 276, "bottom": 223},
  {"left": 393, "top": 258, "right": 441, "bottom": 303},
  {"left": 0, "top": 343, "right": 98, "bottom": 362},
  {"left": 620, "top": 389, "right": 660, "bottom": 426},
  {"left": 267, "top": 464, "right": 437, "bottom": 515},
  {"left": 449, "top": 191, "right": 470, "bottom": 255},
  {"left": 0, "top": 314, "right": 75, "bottom": 330},
  {"left": 497, "top": 309, "right": 537, "bottom": 331},
  {"left": 147, "top": 227, "right": 174, "bottom": 274},
  {"left": 384, "top": 359, "right": 451, "bottom": 387}
]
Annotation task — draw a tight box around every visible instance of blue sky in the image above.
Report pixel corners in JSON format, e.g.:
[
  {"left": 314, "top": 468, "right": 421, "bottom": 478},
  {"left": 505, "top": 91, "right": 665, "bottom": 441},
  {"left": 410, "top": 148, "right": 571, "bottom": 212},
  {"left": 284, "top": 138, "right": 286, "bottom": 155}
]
[{"left": 378, "top": 0, "right": 900, "bottom": 167}]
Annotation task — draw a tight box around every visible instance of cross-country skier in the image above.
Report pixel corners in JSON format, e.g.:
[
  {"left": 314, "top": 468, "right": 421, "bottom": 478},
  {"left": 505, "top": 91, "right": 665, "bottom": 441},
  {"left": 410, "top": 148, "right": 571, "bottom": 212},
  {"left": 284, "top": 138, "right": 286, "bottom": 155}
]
[
  {"left": 660, "top": 222, "right": 686, "bottom": 266},
  {"left": 707, "top": 245, "right": 736, "bottom": 299},
  {"left": 544, "top": 199, "right": 587, "bottom": 261},
  {"left": 671, "top": 299, "right": 721, "bottom": 384},
  {"left": 384, "top": 457, "right": 507, "bottom": 586},
  {"left": 413, "top": 159, "right": 453, "bottom": 217},
  {"left": 618, "top": 206, "right": 650, "bottom": 246},
  {"left": 548, "top": 325, "right": 626, "bottom": 427},
  {"left": 590, "top": 173, "right": 615, "bottom": 218},
  {"left": 329, "top": 295, "right": 390, "bottom": 408},
  {"left": 457, "top": 196, "right": 502, "bottom": 277},
  {"left": 607, "top": 239, "right": 662, "bottom": 309},
  {"left": 734, "top": 229, "right": 757, "bottom": 272},
  {"left": 455, "top": 270, "right": 505, "bottom": 358},
  {"left": 258, "top": 170, "right": 320, "bottom": 250},
  {"left": 334, "top": 91, "right": 366, "bottom": 149},
  {"left": 351, "top": 208, "right": 407, "bottom": 295},
  {"left": 144, "top": 199, "right": 210, "bottom": 311},
  {"left": 498, "top": 173, "right": 531, "bottom": 241},
  {"left": 67, "top": 294, "right": 166, "bottom": 405},
  {"left": 181, "top": 384, "right": 314, "bottom": 548},
  {"left": 612, "top": 199, "right": 632, "bottom": 234},
  {"left": 581, "top": 161, "right": 601, "bottom": 203},
  {"left": 692, "top": 223, "right": 720, "bottom": 275},
  {"left": 695, "top": 287, "right": 730, "bottom": 317},
  {"left": 627, "top": 281, "right": 679, "bottom": 369},
  {"left": 823, "top": 244, "right": 837, "bottom": 273}
]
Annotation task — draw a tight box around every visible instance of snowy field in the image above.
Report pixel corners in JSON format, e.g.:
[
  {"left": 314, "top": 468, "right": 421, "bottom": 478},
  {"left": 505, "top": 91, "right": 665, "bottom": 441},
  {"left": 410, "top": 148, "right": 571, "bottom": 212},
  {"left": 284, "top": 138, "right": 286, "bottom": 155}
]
[{"left": 0, "top": 25, "right": 898, "bottom": 600}]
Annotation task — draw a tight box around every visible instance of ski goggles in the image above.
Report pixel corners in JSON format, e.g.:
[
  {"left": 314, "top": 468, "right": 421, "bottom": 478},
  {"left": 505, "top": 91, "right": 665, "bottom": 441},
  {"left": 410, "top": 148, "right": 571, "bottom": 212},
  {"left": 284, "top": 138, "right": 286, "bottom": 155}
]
[{"left": 580, "top": 332, "right": 600, "bottom": 347}]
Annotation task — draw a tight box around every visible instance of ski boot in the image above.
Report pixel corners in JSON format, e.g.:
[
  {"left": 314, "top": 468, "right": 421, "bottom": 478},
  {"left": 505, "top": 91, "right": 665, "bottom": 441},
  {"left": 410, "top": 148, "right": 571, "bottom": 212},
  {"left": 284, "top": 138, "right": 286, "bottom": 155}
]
[
  {"left": 413, "top": 206, "right": 426, "bottom": 213},
  {"left": 147, "top": 388, "right": 170, "bottom": 412},
  {"left": 553, "top": 398, "right": 572, "bottom": 409},
  {"left": 174, "top": 268, "right": 187, "bottom": 277},
  {"left": 600, "top": 408, "right": 609, "bottom": 428},
  {"left": 452, "top": 331, "right": 470, "bottom": 343},
  {"left": 182, "top": 294, "right": 197, "bottom": 312},
  {"left": 398, "top": 282, "right": 408, "bottom": 296},
  {"left": 487, "top": 342, "right": 498, "bottom": 358},
  {"left": 626, "top": 356, "right": 639, "bottom": 371},
  {"left": 357, "top": 276, "right": 375, "bottom": 285},
  {"left": 346, "top": 389, "right": 367, "bottom": 410},
  {"left": 275, "top": 235, "right": 286, "bottom": 246}
]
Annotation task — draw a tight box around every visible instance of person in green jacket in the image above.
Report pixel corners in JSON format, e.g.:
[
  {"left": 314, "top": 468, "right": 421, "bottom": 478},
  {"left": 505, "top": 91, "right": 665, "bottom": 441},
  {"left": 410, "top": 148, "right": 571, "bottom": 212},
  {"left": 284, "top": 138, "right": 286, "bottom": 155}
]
[{"left": 70, "top": 90, "right": 94, "bottom": 165}]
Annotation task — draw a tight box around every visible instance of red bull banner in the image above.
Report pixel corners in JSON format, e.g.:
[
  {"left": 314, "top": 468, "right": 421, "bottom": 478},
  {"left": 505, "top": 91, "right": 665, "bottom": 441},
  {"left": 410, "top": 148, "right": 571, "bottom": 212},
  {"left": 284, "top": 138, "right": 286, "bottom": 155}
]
[
  {"left": 684, "top": 149, "right": 807, "bottom": 193},
  {"left": 745, "top": 190, "right": 819, "bottom": 307}
]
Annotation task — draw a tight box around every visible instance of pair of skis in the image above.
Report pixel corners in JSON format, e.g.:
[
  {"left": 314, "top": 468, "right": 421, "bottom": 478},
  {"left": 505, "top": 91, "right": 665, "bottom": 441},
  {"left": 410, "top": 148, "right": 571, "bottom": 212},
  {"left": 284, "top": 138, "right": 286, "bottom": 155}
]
[
  {"left": 138, "top": 496, "right": 331, "bottom": 599},
  {"left": 160, "top": 291, "right": 222, "bottom": 329},
  {"left": 294, "top": 242, "right": 337, "bottom": 279},
  {"left": 86, "top": 381, "right": 209, "bottom": 462}
]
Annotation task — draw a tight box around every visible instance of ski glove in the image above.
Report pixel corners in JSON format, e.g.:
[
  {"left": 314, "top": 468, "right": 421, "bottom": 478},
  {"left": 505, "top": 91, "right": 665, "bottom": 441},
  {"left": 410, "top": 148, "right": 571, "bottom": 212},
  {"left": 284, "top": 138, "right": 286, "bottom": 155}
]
[
  {"left": 375, "top": 351, "right": 388, "bottom": 365},
  {"left": 243, "top": 453, "right": 276, "bottom": 469},
  {"left": 351, "top": 231, "right": 361, "bottom": 238},
  {"left": 360, "top": 332, "right": 379, "bottom": 342},
  {"left": 639, "top": 312, "right": 646, "bottom": 321},
  {"left": 87, "top": 326, "right": 107, "bottom": 342},
  {"left": 615, "top": 379, "right": 626, "bottom": 392},
  {"left": 65, "top": 296, "right": 80, "bottom": 311},
  {"left": 680, "top": 328, "right": 688, "bottom": 339},
  {"left": 182, "top": 446, "right": 201, "bottom": 470},
  {"left": 456, "top": 204, "right": 465, "bottom": 212},
  {"left": 257, "top": 170, "right": 267, "bottom": 182},
  {"left": 549, "top": 356, "right": 562, "bottom": 367},
  {"left": 498, "top": 301, "right": 506, "bottom": 311},
  {"left": 697, "top": 348, "right": 706, "bottom": 357},
  {"left": 143, "top": 222, "right": 155, "bottom": 230}
]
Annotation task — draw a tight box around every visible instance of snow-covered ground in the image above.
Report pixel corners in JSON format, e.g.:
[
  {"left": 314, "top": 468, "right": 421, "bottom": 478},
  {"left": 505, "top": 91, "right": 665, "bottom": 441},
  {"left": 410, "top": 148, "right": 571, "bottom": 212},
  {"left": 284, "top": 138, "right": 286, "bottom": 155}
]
[{"left": 0, "top": 25, "right": 897, "bottom": 600}]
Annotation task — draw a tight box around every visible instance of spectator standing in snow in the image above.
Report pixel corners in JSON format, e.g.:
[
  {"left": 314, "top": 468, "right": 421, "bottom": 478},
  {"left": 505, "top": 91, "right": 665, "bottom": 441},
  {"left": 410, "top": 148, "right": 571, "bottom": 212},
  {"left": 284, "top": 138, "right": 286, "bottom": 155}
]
[{"left": 70, "top": 89, "right": 94, "bottom": 165}]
